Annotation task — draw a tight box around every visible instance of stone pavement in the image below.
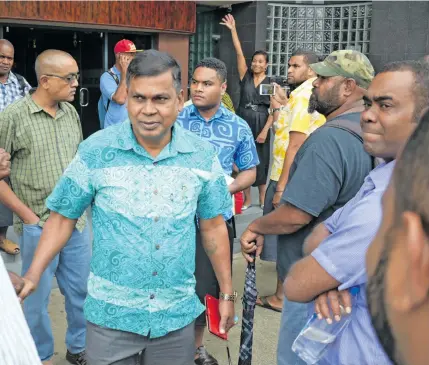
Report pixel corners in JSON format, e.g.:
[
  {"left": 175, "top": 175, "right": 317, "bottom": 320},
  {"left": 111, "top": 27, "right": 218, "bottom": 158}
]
[{"left": 3, "top": 189, "right": 282, "bottom": 365}]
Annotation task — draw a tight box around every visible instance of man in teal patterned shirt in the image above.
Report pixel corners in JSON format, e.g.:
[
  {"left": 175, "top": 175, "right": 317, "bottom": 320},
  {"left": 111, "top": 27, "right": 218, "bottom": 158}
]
[{"left": 18, "top": 50, "right": 236, "bottom": 365}]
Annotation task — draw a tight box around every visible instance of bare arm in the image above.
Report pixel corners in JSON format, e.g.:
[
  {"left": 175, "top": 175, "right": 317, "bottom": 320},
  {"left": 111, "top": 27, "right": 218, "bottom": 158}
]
[
  {"left": 199, "top": 215, "right": 235, "bottom": 333},
  {"left": 220, "top": 15, "right": 247, "bottom": 80},
  {"left": 240, "top": 202, "right": 313, "bottom": 262},
  {"left": 111, "top": 54, "right": 132, "bottom": 105},
  {"left": 303, "top": 223, "right": 331, "bottom": 256},
  {"left": 19, "top": 212, "right": 77, "bottom": 300},
  {"left": 0, "top": 180, "right": 39, "bottom": 224},
  {"left": 111, "top": 78, "right": 128, "bottom": 105},
  {"left": 284, "top": 256, "right": 340, "bottom": 302},
  {"left": 199, "top": 215, "right": 233, "bottom": 293},
  {"left": 229, "top": 167, "right": 256, "bottom": 194},
  {"left": 250, "top": 202, "right": 312, "bottom": 236}
]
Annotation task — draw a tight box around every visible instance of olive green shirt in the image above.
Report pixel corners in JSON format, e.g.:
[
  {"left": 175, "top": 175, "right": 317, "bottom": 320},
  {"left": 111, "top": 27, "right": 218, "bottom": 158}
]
[{"left": 0, "top": 93, "right": 86, "bottom": 234}]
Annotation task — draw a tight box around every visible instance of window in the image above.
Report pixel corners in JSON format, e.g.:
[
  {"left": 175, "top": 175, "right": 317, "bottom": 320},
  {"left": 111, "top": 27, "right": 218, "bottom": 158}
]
[
  {"left": 267, "top": 3, "right": 372, "bottom": 76},
  {"left": 189, "top": 11, "right": 216, "bottom": 79}
]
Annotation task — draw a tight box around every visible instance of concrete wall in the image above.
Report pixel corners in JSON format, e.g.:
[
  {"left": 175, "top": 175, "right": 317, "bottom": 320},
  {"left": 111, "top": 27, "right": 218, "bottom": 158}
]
[{"left": 369, "top": 1, "right": 429, "bottom": 71}]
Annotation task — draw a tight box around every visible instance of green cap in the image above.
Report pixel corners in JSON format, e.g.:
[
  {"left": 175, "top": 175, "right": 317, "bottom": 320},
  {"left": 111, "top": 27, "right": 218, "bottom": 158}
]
[{"left": 310, "top": 50, "right": 375, "bottom": 89}]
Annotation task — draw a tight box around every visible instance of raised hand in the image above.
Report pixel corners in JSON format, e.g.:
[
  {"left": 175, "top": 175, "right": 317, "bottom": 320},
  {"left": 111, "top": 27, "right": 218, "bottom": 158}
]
[{"left": 220, "top": 14, "right": 236, "bottom": 30}]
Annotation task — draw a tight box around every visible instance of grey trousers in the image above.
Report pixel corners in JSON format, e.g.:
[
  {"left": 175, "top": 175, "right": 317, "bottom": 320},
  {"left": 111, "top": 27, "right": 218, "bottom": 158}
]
[{"left": 86, "top": 321, "right": 195, "bottom": 365}]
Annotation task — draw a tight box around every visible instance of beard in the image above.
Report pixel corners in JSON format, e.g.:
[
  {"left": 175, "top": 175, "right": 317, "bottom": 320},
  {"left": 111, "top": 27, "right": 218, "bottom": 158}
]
[
  {"left": 366, "top": 241, "right": 404, "bottom": 365},
  {"left": 308, "top": 83, "right": 342, "bottom": 116}
]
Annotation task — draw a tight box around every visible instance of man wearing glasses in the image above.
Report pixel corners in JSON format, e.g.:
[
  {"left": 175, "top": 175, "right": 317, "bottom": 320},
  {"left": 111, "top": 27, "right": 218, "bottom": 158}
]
[{"left": 0, "top": 49, "right": 90, "bottom": 365}]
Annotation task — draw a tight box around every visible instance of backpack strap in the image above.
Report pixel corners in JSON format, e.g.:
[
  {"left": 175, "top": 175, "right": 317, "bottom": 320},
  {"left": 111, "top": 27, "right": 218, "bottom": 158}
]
[
  {"left": 324, "top": 120, "right": 378, "bottom": 169},
  {"left": 104, "top": 69, "right": 120, "bottom": 112},
  {"left": 14, "top": 73, "right": 27, "bottom": 97}
]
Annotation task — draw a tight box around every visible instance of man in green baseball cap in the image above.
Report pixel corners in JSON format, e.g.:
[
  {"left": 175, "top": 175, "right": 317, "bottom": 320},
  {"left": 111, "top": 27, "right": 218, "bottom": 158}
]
[
  {"left": 308, "top": 50, "right": 374, "bottom": 120},
  {"left": 310, "top": 49, "right": 374, "bottom": 89}
]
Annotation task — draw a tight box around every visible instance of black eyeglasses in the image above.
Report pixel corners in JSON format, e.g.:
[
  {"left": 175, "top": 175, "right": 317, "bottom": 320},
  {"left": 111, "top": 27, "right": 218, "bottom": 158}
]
[{"left": 45, "top": 73, "right": 80, "bottom": 84}]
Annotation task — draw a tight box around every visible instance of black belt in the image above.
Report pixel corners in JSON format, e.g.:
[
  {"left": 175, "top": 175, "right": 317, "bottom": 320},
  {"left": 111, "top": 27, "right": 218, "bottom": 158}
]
[{"left": 242, "top": 103, "right": 268, "bottom": 112}]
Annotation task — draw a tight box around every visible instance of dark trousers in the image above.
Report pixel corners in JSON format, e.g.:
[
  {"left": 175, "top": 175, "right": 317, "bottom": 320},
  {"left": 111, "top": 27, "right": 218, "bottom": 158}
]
[{"left": 195, "top": 218, "right": 235, "bottom": 326}]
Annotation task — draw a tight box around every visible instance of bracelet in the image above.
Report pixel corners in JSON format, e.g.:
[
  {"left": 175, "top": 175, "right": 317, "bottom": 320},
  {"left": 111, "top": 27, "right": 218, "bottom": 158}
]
[
  {"left": 275, "top": 190, "right": 284, "bottom": 193},
  {"left": 220, "top": 291, "right": 238, "bottom": 302}
]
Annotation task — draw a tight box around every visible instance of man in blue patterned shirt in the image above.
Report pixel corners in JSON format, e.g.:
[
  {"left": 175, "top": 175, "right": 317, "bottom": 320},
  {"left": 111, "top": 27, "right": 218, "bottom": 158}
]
[
  {"left": 18, "top": 50, "right": 236, "bottom": 365},
  {"left": 177, "top": 57, "right": 258, "bottom": 365},
  {"left": 0, "top": 39, "right": 31, "bottom": 258}
]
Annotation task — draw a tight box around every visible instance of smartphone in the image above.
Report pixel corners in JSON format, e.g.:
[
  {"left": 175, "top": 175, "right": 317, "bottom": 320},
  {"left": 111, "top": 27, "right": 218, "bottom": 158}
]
[
  {"left": 205, "top": 294, "right": 228, "bottom": 340},
  {"left": 282, "top": 86, "right": 291, "bottom": 96},
  {"left": 269, "top": 76, "right": 288, "bottom": 86},
  {"left": 260, "top": 84, "right": 275, "bottom": 96}
]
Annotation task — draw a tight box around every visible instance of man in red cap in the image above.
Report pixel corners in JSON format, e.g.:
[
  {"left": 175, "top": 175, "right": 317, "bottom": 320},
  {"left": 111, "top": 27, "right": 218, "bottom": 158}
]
[{"left": 98, "top": 39, "right": 142, "bottom": 129}]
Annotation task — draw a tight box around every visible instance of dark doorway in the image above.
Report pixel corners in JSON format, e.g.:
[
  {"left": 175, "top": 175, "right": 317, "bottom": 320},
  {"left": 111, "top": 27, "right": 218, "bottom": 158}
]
[
  {"left": 6, "top": 26, "right": 103, "bottom": 138},
  {"left": 4, "top": 26, "right": 152, "bottom": 139}
]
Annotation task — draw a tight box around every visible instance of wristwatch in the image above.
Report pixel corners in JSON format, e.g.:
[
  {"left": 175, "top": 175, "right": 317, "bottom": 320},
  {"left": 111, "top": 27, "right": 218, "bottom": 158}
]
[{"left": 220, "top": 291, "right": 238, "bottom": 302}]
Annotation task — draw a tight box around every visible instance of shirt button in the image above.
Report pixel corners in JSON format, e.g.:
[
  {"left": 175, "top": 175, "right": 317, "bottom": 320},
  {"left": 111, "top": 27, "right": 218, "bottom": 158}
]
[
  {"left": 155, "top": 244, "right": 160, "bottom": 250},
  {"left": 154, "top": 189, "right": 158, "bottom": 195},
  {"left": 150, "top": 294, "right": 155, "bottom": 299},
  {"left": 152, "top": 271, "right": 158, "bottom": 276},
  {"left": 154, "top": 216, "right": 159, "bottom": 222}
]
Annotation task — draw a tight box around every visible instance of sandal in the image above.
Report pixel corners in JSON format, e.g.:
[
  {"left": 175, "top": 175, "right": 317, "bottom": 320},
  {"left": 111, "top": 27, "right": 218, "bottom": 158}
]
[
  {"left": 0, "top": 239, "right": 20, "bottom": 255},
  {"left": 256, "top": 295, "right": 282, "bottom": 313}
]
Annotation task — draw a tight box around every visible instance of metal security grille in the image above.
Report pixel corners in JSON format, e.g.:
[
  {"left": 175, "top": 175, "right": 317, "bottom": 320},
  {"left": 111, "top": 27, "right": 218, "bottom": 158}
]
[
  {"left": 266, "top": 2, "right": 372, "bottom": 77},
  {"left": 189, "top": 11, "right": 216, "bottom": 79}
]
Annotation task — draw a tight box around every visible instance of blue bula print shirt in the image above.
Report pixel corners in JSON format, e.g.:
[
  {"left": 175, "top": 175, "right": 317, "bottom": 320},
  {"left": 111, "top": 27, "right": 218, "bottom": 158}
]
[
  {"left": 46, "top": 120, "right": 232, "bottom": 338},
  {"left": 177, "top": 104, "right": 259, "bottom": 220},
  {"left": 176, "top": 104, "right": 259, "bottom": 176}
]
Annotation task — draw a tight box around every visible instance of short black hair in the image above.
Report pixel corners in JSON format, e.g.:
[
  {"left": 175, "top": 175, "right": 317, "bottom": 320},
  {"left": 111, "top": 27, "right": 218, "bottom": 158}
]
[
  {"left": 393, "top": 108, "right": 429, "bottom": 235},
  {"left": 126, "top": 50, "right": 182, "bottom": 92},
  {"left": 194, "top": 57, "right": 227, "bottom": 83},
  {"left": 291, "top": 49, "right": 320, "bottom": 65},
  {"left": 380, "top": 60, "right": 429, "bottom": 122},
  {"left": 252, "top": 50, "right": 269, "bottom": 64}
]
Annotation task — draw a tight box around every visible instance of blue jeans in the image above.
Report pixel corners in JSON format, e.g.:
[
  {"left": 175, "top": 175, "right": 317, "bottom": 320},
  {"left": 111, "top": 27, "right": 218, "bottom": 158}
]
[
  {"left": 277, "top": 296, "right": 308, "bottom": 365},
  {"left": 20, "top": 223, "right": 91, "bottom": 361}
]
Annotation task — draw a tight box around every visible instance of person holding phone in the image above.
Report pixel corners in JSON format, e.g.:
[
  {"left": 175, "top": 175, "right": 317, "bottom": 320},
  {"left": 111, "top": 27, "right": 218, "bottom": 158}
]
[
  {"left": 98, "top": 39, "right": 142, "bottom": 129},
  {"left": 258, "top": 50, "right": 326, "bottom": 313},
  {"left": 221, "top": 14, "right": 271, "bottom": 210}
]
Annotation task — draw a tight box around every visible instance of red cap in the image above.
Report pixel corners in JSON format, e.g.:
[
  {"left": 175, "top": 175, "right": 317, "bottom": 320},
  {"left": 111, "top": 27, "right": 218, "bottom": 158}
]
[{"left": 114, "top": 39, "right": 142, "bottom": 54}]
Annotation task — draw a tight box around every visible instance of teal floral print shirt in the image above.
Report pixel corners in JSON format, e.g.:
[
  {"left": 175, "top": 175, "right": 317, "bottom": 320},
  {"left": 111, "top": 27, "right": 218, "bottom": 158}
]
[{"left": 46, "top": 119, "right": 232, "bottom": 338}]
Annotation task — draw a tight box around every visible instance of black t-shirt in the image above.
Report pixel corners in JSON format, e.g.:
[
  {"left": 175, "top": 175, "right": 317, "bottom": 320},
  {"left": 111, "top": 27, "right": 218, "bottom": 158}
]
[{"left": 277, "top": 114, "right": 373, "bottom": 281}]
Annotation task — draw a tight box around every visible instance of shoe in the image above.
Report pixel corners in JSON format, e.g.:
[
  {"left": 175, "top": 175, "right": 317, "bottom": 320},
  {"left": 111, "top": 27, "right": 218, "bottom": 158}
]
[
  {"left": 66, "top": 350, "right": 87, "bottom": 365},
  {"left": 260, "top": 204, "right": 264, "bottom": 210},
  {"left": 242, "top": 205, "right": 250, "bottom": 211},
  {"left": 195, "top": 346, "right": 219, "bottom": 365}
]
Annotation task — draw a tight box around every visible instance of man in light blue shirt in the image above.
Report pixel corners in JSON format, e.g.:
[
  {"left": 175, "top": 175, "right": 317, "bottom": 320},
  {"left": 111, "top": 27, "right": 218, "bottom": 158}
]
[
  {"left": 19, "top": 50, "right": 236, "bottom": 365},
  {"left": 98, "top": 39, "right": 141, "bottom": 129},
  {"left": 177, "top": 57, "right": 258, "bottom": 365},
  {"left": 284, "top": 60, "right": 429, "bottom": 364}
]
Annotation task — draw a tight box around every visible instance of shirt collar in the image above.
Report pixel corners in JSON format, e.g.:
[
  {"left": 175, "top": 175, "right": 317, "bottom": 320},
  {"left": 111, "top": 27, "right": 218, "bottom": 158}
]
[
  {"left": 111, "top": 65, "right": 120, "bottom": 75},
  {"left": 290, "top": 77, "right": 316, "bottom": 97},
  {"left": 366, "top": 160, "right": 396, "bottom": 190},
  {"left": 24, "top": 92, "right": 66, "bottom": 118},
  {"left": 189, "top": 103, "right": 226, "bottom": 123},
  {"left": 4, "top": 71, "right": 19, "bottom": 86},
  {"left": 115, "top": 119, "right": 196, "bottom": 159}
]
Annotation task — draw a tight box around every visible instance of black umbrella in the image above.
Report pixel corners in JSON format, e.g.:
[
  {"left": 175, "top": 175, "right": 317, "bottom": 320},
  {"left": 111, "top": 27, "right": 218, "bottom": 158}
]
[{"left": 238, "top": 253, "right": 257, "bottom": 365}]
